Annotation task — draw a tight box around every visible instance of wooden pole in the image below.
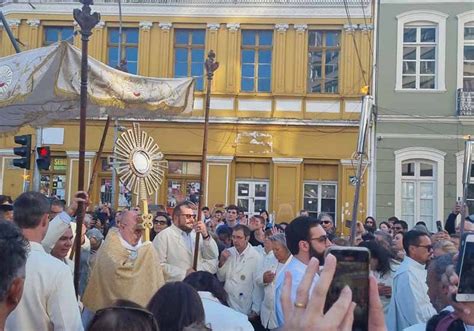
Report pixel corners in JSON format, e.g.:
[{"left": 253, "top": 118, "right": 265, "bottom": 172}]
[
  {"left": 73, "top": 0, "right": 100, "bottom": 295},
  {"left": 193, "top": 51, "right": 219, "bottom": 270}
]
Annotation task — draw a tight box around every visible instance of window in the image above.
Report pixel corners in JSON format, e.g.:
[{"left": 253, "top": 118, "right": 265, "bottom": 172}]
[
  {"left": 396, "top": 10, "right": 447, "bottom": 91},
  {"left": 394, "top": 147, "right": 445, "bottom": 231},
  {"left": 241, "top": 30, "right": 273, "bottom": 92},
  {"left": 166, "top": 161, "right": 201, "bottom": 213},
  {"left": 457, "top": 12, "right": 474, "bottom": 90},
  {"left": 40, "top": 157, "right": 67, "bottom": 200},
  {"left": 236, "top": 181, "right": 269, "bottom": 215},
  {"left": 308, "top": 31, "right": 340, "bottom": 93},
  {"left": 174, "top": 29, "right": 206, "bottom": 91},
  {"left": 456, "top": 151, "right": 474, "bottom": 213},
  {"left": 401, "top": 161, "right": 436, "bottom": 224},
  {"left": 107, "top": 28, "right": 139, "bottom": 74},
  {"left": 401, "top": 26, "right": 437, "bottom": 89},
  {"left": 303, "top": 182, "right": 337, "bottom": 220},
  {"left": 43, "top": 27, "right": 74, "bottom": 46}
]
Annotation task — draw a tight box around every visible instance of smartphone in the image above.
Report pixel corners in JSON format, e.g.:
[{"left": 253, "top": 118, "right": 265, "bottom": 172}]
[
  {"left": 436, "top": 221, "right": 443, "bottom": 232},
  {"left": 324, "top": 247, "right": 370, "bottom": 331},
  {"left": 456, "top": 233, "right": 474, "bottom": 302}
]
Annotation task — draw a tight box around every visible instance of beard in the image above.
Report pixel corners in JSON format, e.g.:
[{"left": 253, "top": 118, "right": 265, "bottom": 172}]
[{"left": 309, "top": 245, "right": 325, "bottom": 266}]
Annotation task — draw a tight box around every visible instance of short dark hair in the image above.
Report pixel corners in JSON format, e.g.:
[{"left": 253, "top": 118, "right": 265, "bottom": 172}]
[
  {"left": 216, "top": 224, "right": 232, "bottom": 238},
  {"left": 233, "top": 224, "right": 250, "bottom": 238},
  {"left": 379, "top": 221, "right": 390, "bottom": 229},
  {"left": 201, "top": 207, "right": 209, "bottom": 212},
  {"left": 225, "top": 204, "right": 238, "bottom": 212},
  {"left": 388, "top": 216, "right": 399, "bottom": 223},
  {"left": 14, "top": 192, "right": 50, "bottom": 229},
  {"left": 88, "top": 300, "right": 157, "bottom": 331},
  {"left": 415, "top": 221, "right": 427, "bottom": 227},
  {"left": 184, "top": 271, "right": 228, "bottom": 306},
  {"left": 403, "top": 230, "right": 429, "bottom": 257},
  {"left": 0, "top": 195, "right": 12, "bottom": 205},
  {"left": 0, "top": 221, "right": 29, "bottom": 302},
  {"left": 394, "top": 220, "right": 408, "bottom": 230},
  {"left": 50, "top": 199, "right": 65, "bottom": 210},
  {"left": 252, "top": 215, "right": 265, "bottom": 226},
  {"left": 172, "top": 201, "right": 196, "bottom": 219},
  {"left": 285, "top": 216, "right": 320, "bottom": 255},
  {"left": 359, "top": 240, "right": 392, "bottom": 277},
  {"left": 147, "top": 282, "right": 205, "bottom": 331}
]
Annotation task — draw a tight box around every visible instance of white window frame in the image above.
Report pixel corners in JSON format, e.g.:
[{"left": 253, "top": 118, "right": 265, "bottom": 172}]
[
  {"left": 394, "top": 147, "right": 445, "bottom": 230},
  {"left": 456, "top": 150, "right": 474, "bottom": 202},
  {"left": 396, "top": 10, "right": 447, "bottom": 92},
  {"left": 235, "top": 180, "right": 269, "bottom": 215},
  {"left": 302, "top": 181, "right": 338, "bottom": 222},
  {"left": 457, "top": 11, "right": 474, "bottom": 89}
]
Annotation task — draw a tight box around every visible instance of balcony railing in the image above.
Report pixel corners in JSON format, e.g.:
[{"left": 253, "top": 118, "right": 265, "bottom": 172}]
[
  {"left": 0, "top": 0, "right": 370, "bottom": 6},
  {"left": 457, "top": 89, "right": 474, "bottom": 116}
]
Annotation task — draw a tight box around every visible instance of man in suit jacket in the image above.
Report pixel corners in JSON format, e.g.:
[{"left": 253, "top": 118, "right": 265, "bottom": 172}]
[{"left": 153, "top": 201, "right": 219, "bottom": 282}]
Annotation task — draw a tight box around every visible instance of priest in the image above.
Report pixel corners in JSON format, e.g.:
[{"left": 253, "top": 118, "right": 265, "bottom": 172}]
[{"left": 82, "top": 210, "right": 165, "bottom": 315}]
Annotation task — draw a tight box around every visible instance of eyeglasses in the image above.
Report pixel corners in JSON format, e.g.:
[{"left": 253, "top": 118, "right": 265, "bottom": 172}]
[
  {"left": 180, "top": 214, "right": 196, "bottom": 219},
  {"left": 321, "top": 220, "right": 332, "bottom": 225},
  {"left": 309, "top": 235, "right": 328, "bottom": 243},
  {"left": 90, "top": 306, "right": 159, "bottom": 331},
  {"left": 415, "top": 244, "right": 433, "bottom": 251},
  {"left": 154, "top": 220, "right": 167, "bottom": 225}
]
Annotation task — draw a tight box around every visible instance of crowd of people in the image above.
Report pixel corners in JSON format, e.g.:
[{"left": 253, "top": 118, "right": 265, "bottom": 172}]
[{"left": 0, "top": 192, "right": 473, "bottom": 331}]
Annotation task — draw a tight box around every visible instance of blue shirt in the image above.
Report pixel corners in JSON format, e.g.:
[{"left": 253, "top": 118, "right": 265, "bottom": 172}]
[{"left": 274, "top": 257, "right": 320, "bottom": 327}]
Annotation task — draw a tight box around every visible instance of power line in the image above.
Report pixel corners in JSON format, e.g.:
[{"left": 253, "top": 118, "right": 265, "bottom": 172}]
[{"left": 343, "top": 0, "right": 368, "bottom": 87}]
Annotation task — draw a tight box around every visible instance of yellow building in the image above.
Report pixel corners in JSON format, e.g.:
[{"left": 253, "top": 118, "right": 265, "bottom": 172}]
[{"left": 0, "top": 0, "right": 373, "bottom": 231}]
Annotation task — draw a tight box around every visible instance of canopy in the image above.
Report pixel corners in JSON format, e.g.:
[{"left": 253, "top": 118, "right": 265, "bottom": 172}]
[{"left": 0, "top": 41, "right": 195, "bottom": 133}]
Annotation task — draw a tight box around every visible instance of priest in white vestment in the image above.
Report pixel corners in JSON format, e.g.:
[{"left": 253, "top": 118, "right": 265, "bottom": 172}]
[{"left": 153, "top": 201, "right": 219, "bottom": 282}]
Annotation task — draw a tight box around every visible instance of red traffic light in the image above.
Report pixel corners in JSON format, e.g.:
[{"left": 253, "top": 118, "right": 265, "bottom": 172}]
[{"left": 38, "top": 147, "right": 49, "bottom": 157}]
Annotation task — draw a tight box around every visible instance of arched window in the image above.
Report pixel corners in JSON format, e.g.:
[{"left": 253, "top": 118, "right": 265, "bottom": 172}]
[
  {"left": 396, "top": 10, "right": 447, "bottom": 91},
  {"left": 394, "top": 147, "right": 445, "bottom": 230}
]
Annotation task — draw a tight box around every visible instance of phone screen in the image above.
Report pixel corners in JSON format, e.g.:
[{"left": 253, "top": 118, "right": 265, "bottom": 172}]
[
  {"left": 325, "top": 248, "right": 370, "bottom": 331},
  {"left": 458, "top": 239, "right": 474, "bottom": 295}
]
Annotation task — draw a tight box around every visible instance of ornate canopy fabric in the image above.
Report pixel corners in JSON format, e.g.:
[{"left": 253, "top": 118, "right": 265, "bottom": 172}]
[{"left": 0, "top": 41, "right": 195, "bottom": 133}]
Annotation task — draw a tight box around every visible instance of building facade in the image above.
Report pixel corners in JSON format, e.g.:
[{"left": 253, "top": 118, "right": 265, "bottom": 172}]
[
  {"left": 375, "top": 0, "right": 474, "bottom": 231},
  {"left": 0, "top": 0, "right": 373, "bottom": 229}
]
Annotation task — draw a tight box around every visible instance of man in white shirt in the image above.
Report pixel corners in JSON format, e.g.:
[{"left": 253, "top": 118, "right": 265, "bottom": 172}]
[
  {"left": 217, "top": 224, "right": 263, "bottom": 321},
  {"left": 274, "top": 216, "right": 332, "bottom": 328},
  {"left": 387, "top": 230, "right": 437, "bottom": 331},
  {"left": 6, "top": 191, "right": 85, "bottom": 331},
  {"left": 0, "top": 221, "right": 29, "bottom": 331},
  {"left": 154, "top": 201, "right": 219, "bottom": 282}
]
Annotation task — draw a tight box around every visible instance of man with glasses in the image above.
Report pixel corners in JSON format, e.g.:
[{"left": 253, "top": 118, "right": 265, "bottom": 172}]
[
  {"left": 318, "top": 213, "right": 335, "bottom": 241},
  {"left": 392, "top": 220, "right": 408, "bottom": 235},
  {"left": 153, "top": 201, "right": 219, "bottom": 282},
  {"left": 274, "top": 216, "right": 332, "bottom": 328},
  {"left": 387, "top": 230, "right": 436, "bottom": 331}
]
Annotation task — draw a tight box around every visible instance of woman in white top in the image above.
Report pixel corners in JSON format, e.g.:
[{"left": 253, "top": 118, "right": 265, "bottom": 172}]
[
  {"left": 256, "top": 233, "right": 292, "bottom": 330},
  {"left": 184, "top": 271, "right": 254, "bottom": 331}
]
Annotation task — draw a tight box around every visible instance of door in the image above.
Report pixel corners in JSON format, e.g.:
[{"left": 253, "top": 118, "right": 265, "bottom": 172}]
[{"left": 236, "top": 181, "right": 269, "bottom": 215}]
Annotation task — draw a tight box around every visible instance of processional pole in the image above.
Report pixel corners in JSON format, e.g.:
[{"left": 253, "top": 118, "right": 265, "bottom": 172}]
[
  {"left": 73, "top": 0, "right": 100, "bottom": 295},
  {"left": 460, "top": 137, "right": 473, "bottom": 238},
  {"left": 349, "top": 95, "right": 373, "bottom": 246},
  {"left": 193, "top": 51, "right": 219, "bottom": 270}
]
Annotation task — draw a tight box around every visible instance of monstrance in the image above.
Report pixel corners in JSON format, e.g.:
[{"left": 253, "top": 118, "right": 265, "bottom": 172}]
[{"left": 113, "top": 123, "right": 167, "bottom": 241}]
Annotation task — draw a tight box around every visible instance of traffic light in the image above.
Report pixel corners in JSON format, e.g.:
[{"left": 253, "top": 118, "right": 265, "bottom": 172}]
[
  {"left": 13, "top": 134, "right": 32, "bottom": 170},
  {"left": 36, "top": 146, "right": 51, "bottom": 171}
]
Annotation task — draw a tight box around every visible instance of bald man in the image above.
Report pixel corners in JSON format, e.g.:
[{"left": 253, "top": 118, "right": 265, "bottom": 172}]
[{"left": 83, "top": 210, "right": 165, "bottom": 316}]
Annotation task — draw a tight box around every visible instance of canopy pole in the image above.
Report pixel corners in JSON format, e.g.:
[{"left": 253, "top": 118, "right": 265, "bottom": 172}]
[
  {"left": 0, "top": 12, "right": 21, "bottom": 54},
  {"left": 193, "top": 51, "right": 219, "bottom": 270},
  {"left": 73, "top": 0, "right": 100, "bottom": 296}
]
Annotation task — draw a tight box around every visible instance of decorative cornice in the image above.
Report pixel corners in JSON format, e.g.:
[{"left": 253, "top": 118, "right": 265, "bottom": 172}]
[
  {"left": 275, "top": 23, "right": 289, "bottom": 32},
  {"left": 26, "top": 19, "right": 40, "bottom": 27},
  {"left": 0, "top": 149, "right": 14, "bottom": 156},
  {"left": 294, "top": 24, "right": 308, "bottom": 32},
  {"left": 7, "top": 19, "right": 21, "bottom": 27},
  {"left": 272, "top": 157, "right": 303, "bottom": 164},
  {"left": 95, "top": 21, "right": 106, "bottom": 29},
  {"left": 207, "top": 23, "right": 220, "bottom": 31},
  {"left": 344, "top": 24, "right": 357, "bottom": 32},
  {"left": 159, "top": 22, "right": 172, "bottom": 30},
  {"left": 139, "top": 21, "right": 153, "bottom": 30},
  {"left": 226, "top": 23, "right": 240, "bottom": 31},
  {"left": 206, "top": 155, "right": 234, "bottom": 163},
  {"left": 66, "top": 151, "right": 96, "bottom": 158},
  {"left": 360, "top": 24, "right": 374, "bottom": 31}
]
